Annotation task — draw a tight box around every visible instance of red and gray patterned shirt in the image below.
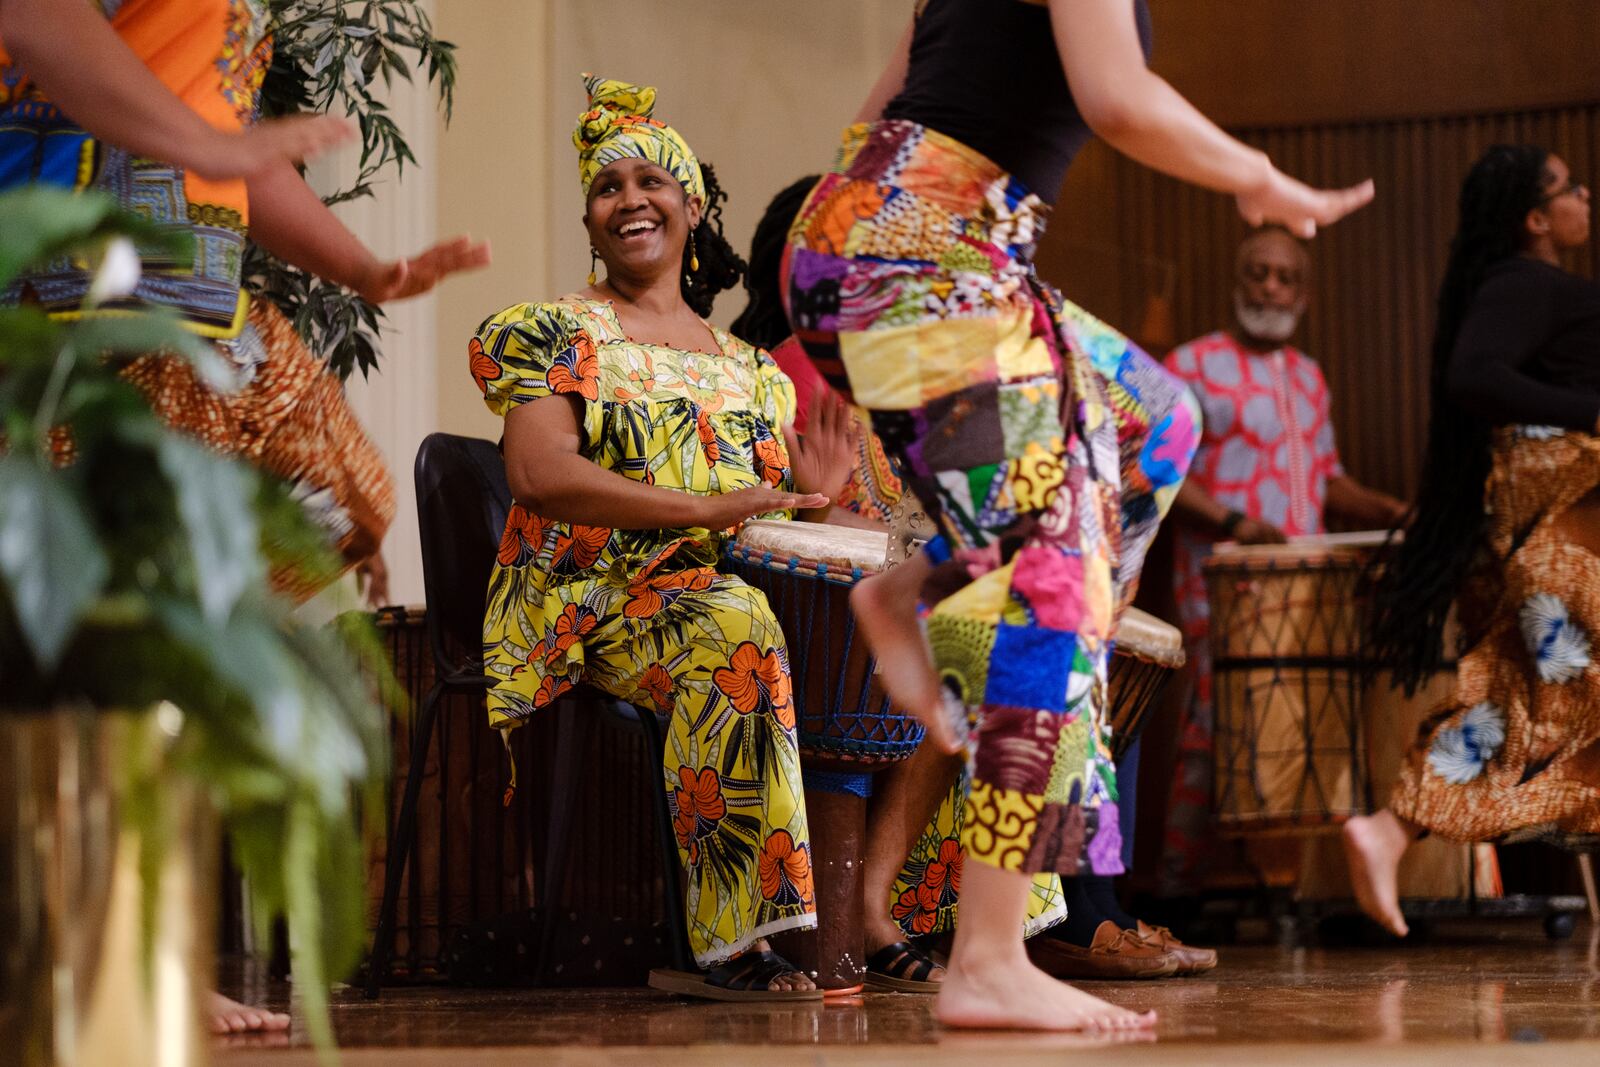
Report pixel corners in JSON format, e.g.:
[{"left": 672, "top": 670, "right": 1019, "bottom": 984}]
[{"left": 1162, "top": 330, "right": 1345, "bottom": 633}]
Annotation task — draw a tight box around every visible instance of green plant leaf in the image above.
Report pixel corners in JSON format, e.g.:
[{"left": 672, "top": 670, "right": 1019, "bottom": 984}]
[
  {"left": 251, "top": 0, "right": 455, "bottom": 379},
  {"left": 0, "top": 186, "right": 191, "bottom": 289},
  {"left": 0, "top": 306, "right": 64, "bottom": 368},
  {"left": 0, "top": 187, "right": 122, "bottom": 288},
  {"left": 154, "top": 438, "right": 262, "bottom": 623},
  {"left": 154, "top": 598, "right": 309, "bottom": 765},
  {"left": 0, "top": 455, "right": 110, "bottom": 668}
]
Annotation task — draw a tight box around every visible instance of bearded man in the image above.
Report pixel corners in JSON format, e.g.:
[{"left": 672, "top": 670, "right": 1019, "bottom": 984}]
[{"left": 1158, "top": 226, "right": 1406, "bottom": 890}]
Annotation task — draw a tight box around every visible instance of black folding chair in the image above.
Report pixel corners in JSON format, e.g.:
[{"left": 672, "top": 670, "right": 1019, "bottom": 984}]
[{"left": 364, "top": 433, "right": 690, "bottom": 997}]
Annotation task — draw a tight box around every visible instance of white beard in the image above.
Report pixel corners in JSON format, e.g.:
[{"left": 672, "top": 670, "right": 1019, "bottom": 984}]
[{"left": 1233, "top": 291, "right": 1302, "bottom": 345}]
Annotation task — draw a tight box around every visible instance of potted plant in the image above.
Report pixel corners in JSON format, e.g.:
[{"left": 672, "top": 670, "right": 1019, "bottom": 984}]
[{"left": 0, "top": 185, "right": 390, "bottom": 1065}]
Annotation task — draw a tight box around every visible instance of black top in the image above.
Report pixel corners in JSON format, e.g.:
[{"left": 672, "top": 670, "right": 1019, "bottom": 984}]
[
  {"left": 1447, "top": 257, "right": 1600, "bottom": 431},
  {"left": 882, "top": 0, "right": 1152, "bottom": 203}
]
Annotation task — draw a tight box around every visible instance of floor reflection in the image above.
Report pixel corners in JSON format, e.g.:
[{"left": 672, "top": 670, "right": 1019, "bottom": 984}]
[{"left": 215, "top": 921, "right": 1600, "bottom": 1054}]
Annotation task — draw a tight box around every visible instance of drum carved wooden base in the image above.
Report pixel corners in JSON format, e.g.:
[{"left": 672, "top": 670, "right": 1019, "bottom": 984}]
[{"left": 770, "top": 788, "right": 870, "bottom": 991}]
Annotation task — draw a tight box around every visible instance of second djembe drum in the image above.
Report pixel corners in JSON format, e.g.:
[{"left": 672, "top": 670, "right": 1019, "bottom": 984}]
[
  {"left": 1107, "top": 607, "right": 1186, "bottom": 762},
  {"left": 1206, "top": 536, "right": 1384, "bottom": 834}
]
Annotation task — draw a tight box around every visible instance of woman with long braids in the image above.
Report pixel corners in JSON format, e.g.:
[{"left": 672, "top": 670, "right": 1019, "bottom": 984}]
[
  {"left": 1347, "top": 145, "right": 1600, "bottom": 937},
  {"left": 470, "top": 75, "right": 861, "bottom": 1000},
  {"left": 782, "top": 0, "right": 1373, "bottom": 1032}
]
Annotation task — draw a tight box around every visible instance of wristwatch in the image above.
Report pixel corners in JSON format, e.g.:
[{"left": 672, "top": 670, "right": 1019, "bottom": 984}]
[{"left": 1221, "top": 509, "right": 1246, "bottom": 536}]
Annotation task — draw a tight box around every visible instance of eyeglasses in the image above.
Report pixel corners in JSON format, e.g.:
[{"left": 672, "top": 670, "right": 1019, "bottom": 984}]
[
  {"left": 1241, "top": 262, "right": 1304, "bottom": 288},
  {"left": 1540, "top": 179, "right": 1588, "bottom": 205}
]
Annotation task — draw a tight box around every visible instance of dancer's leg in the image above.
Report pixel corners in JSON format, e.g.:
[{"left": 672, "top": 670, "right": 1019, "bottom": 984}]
[
  {"left": 852, "top": 554, "right": 962, "bottom": 752},
  {"left": 1342, "top": 809, "right": 1419, "bottom": 936},
  {"left": 937, "top": 861, "right": 1156, "bottom": 1031}
]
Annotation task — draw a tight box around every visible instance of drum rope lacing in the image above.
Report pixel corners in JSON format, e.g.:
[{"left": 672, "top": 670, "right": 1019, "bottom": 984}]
[{"left": 722, "top": 542, "right": 924, "bottom": 762}]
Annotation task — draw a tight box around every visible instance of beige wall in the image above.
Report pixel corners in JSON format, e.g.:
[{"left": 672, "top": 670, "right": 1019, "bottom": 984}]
[
  {"left": 432, "top": 0, "right": 910, "bottom": 440},
  {"left": 308, "top": 2, "right": 441, "bottom": 607},
  {"left": 331, "top": 0, "right": 909, "bottom": 603}
]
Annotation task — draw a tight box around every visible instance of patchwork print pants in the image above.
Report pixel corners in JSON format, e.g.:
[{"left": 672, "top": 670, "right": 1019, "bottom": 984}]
[
  {"left": 1391, "top": 427, "right": 1600, "bottom": 847},
  {"left": 782, "top": 121, "right": 1197, "bottom": 876}
]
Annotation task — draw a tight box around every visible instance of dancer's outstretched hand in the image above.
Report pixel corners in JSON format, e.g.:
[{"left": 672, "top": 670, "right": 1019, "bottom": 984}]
[
  {"left": 1238, "top": 170, "right": 1375, "bottom": 238},
  {"left": 356, "top": 235, "right": 493, "bottom": 305},
  {"left": 190, "top": 115, "right": 355, "bottom": 181}
]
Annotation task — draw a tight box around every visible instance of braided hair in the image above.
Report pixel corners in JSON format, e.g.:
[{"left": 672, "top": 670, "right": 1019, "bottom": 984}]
[
  {"left": 1368, "top": 144, "right": 1552, "bottom": 693},
  {"left": 731, "top": 175, "right": 821, "bottom": 349},
  {"left": 681, "top": 162, "right": 747, "bottom": 318}
]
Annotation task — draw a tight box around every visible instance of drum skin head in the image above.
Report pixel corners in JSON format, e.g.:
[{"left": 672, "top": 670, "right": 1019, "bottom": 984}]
[{"left": 735, "top": 520, "right": 890, "bottom": 577}]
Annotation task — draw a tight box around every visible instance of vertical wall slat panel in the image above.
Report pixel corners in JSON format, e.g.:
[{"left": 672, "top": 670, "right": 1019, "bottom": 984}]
[{"left": 1042, "top": 104, "right": 1600, "bottom": 502}]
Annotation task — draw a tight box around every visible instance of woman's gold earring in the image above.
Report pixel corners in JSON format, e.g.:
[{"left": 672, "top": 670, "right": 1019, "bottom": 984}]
[
  {"left": 588, "top": 249, "right": 598, "bottom": 287},
  {"left": 689, "top": 234, "right": 699, "bottom": 273}
]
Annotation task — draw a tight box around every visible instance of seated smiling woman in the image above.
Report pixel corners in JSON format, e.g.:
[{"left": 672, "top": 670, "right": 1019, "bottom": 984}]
[{"left": 470, "top": 74, "right": 857, "bottom": 1001}]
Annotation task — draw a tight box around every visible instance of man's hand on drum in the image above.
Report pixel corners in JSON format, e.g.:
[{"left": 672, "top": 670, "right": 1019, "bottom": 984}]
[
  {"left": 781, "top": 384, "right": 859, "bottom": 517},
  {"left": 698, "top": 485, "right": 831, "bottom": 531},
  {"left": 1234, "top": 516, "right": 1289, "bottom": 545}
]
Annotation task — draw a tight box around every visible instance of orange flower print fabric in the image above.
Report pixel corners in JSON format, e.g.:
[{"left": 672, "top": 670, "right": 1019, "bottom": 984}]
[
  {"left": 758, "top": 830, "right": 814, "bottom": 909},
  {"left": 543, "top": 574, "right": 814, "bottom": 965},
  {"left": 673, "top": 766, "right": 726, "bottom": 865},
  {"left": 473, "top": 295, "right": 797, "bottom": 730},
  {"left": 887, "top": 766, "right": 1067, "bottom": 941},
  {"left": 472, "top": 298, "right": 812, "bottom": 966}
]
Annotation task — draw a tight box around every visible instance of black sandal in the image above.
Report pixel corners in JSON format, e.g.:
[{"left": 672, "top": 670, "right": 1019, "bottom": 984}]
[
  {"left": 863, "top": 940, "right": 944, "bottom": 993},
  {"left": 648, "top": 949, "right": 823, "bottom": 1002}
]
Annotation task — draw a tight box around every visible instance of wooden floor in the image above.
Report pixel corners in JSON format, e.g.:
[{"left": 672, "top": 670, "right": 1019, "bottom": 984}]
[{"left": 215, "top": 920, "right": 1600, "bottom": 1066}]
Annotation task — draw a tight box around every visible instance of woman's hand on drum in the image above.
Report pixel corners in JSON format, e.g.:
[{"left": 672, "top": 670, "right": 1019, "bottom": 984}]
[
  {"left": 782, "top": 385, "right": 859, "bottom": 507},
  {"left": 697, "top": 486, "right": 831, "bottom": 531},
  {"left": 1237, "top": 168, "right": 1375, "bottom": 239}
]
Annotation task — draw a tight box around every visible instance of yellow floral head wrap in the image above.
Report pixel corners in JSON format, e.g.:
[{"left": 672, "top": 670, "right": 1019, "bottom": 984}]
[{"left": 573, "top": 73, "right": 705, "bottom": 203}]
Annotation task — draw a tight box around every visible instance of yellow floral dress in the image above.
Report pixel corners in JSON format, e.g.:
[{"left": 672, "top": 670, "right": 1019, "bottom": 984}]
[{"left": 471, "top": 297, "right": 815, "bottom": 966}]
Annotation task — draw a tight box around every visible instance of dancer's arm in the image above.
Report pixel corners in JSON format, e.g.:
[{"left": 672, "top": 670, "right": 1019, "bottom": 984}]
[
  {"left": 246, "top": 159, "right": 490, "bottom": 303},
  {"left": 853, "top": 16, "right": 916, "bottom": 123},
  {"left": 503, "top": 394, "right": 827, "bottom": 530},
  {"left": 0, "top": 0, "right": 350, "bottom": 180},
  {"left": 1049, "top": 0, "right": 1373, "bottom": 236}
]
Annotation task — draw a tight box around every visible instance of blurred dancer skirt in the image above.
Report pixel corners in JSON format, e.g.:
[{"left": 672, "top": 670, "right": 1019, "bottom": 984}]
[
  {"left": 1391, "top": 425, "right": 1600, "bottom": 848},
  {"left": 123, "top": 299, "right": 396, "bottom": 601}
]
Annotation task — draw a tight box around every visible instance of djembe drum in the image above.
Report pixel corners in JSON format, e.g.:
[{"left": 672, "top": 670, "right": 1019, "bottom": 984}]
[
  {"left": 725, "top": 520, "right": 923, "bottom": 991},
  {"left": 1107, "top": 608, "right": 1186, "bottom": 762},
  {"left": 1206, "top": 533, "right": 1389, "bottom": 834}
]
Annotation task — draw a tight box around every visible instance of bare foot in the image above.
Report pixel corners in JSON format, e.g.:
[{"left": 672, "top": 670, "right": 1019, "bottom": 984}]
[
  {"left": 852, "top": 562, "right": 963, "bottom": 754},
  {"left": 1343, "top": 811, "right": 1412, "bottom": 937},
  {"left": 208, "top": 991, "right": 290, "bottom": 1035},
  {"left": 935, "top": 951, "right": 1156, "bottom": 1032}
]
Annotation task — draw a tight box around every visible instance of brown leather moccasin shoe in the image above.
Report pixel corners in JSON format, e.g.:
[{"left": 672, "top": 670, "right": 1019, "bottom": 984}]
[
  {"left": 1027, "top": 920, "right": 1182, "bottom": 980},
  {"left": 1136, "top": 920, "right": 1218, "bottom": 975}
]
